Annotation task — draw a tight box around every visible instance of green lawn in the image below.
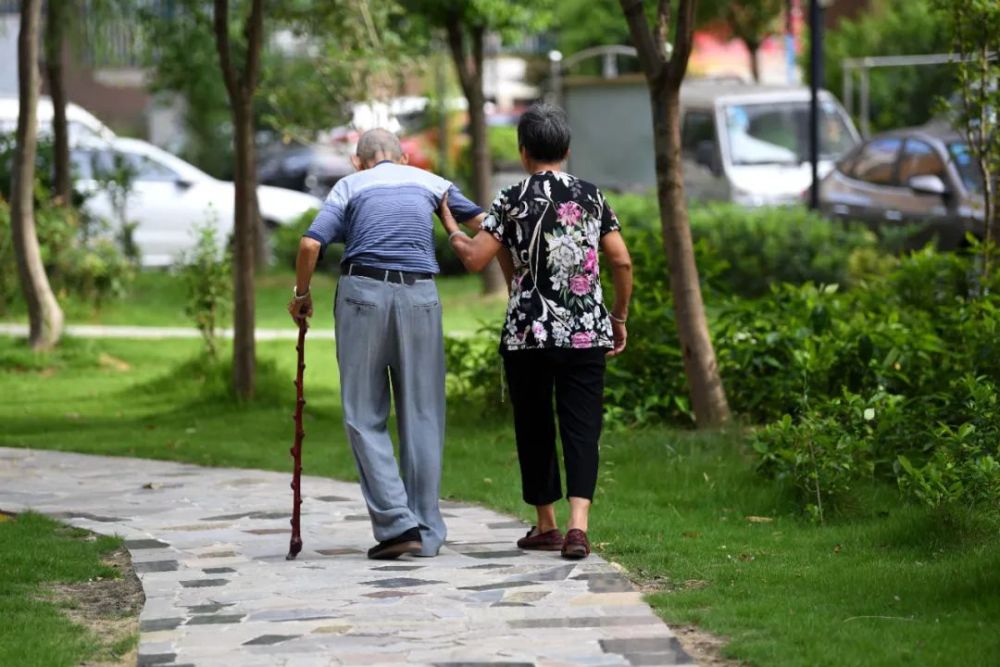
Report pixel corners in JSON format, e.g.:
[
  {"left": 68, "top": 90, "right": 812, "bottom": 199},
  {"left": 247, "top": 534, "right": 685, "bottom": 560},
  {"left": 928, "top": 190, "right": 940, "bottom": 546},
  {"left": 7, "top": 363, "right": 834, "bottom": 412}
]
[
  {"left": 1, "top": 336, "right": 997, "bottom": 666},
  {"left": 0, "top": 270, "right": 506, "bottom": 334},
  {"left": 0, "top": 512, "right": 128, "bottom": 667}
]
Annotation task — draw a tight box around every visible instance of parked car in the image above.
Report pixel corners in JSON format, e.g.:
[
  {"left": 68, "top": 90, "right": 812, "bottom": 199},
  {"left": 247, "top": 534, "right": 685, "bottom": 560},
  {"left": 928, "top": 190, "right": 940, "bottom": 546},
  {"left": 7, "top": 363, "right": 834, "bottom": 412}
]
[
  {"left": 818, "top": 123, "right": 986, "bottom": 249},
  {"left": 258, "top": 142, "right": 354, "bottom": 199},
  {"left": 0, "top": 95, "right": 115, "bottom": 142},
  {"left": 564, "top": 79, "right": 861, "bottom": 205},
  {"left": 681, "top": 83, "right": 861, "bottom": 206},
  {"left": 72, "top": 137, "right": 321, "bottom": 267}
]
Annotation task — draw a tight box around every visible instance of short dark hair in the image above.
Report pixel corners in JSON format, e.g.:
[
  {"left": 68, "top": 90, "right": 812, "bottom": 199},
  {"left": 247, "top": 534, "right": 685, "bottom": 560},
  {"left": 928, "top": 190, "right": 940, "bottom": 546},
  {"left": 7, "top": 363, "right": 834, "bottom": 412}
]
[{"left": 517, "top": 103, "right": 571, "bottom": 162}]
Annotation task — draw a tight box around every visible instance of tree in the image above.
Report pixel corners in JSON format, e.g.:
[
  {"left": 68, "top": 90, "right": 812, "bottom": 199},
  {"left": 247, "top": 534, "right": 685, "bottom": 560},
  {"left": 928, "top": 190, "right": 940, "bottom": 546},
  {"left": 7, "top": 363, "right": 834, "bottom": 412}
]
[
  {"left": 213, "top": 0, "right": 264, "bottom": 399},
  {"left": 712, "top": 0, "right": 784, "bottom": 82},
  {"left": 43, "top": 0, "right": 72, "bottom": 205},
  {"left": 402, "top": 1, "right": 552, "bottom": 295},
  {"left": 618, "top": 0, "right": 730, "bottom": 426},
  {"left": 10, "top": 0, "right": 64, "bottom": 350},
  {"left": 139, "top": 1, "right": 235, "bottom": 180},
  {"left": 939, "top": 0, "right": 999, "bottom": 277}
]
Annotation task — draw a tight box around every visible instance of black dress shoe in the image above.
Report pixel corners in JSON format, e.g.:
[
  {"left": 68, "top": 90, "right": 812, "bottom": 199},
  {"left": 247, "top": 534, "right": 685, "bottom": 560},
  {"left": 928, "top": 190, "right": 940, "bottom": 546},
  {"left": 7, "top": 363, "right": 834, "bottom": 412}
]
[{"left": 367, "top": 527, "right": 422, "bottom": 560}]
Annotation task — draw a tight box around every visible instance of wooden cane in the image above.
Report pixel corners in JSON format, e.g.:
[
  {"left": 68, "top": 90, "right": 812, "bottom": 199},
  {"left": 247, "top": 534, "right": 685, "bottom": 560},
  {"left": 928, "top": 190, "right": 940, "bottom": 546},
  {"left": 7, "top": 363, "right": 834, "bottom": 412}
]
[{"left": 286, "top": 319, "right": 307, "bottom": 560}]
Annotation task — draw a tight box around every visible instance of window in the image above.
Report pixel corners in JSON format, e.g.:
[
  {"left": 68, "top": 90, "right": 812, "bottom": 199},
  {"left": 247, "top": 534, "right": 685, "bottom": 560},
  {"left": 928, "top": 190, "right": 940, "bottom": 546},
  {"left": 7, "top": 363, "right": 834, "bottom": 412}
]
[
  {"left": 70, "top": 149, "right": 112, "bottom": 180},
  {"left": 898, "top": 140, "right": 945, "bottom": 184},
  {"left": 948, "top": 142, "right": 984, "bottom": 194},
  {"left": 848, "top": 138, "right": 902, "bottom": 186},
  {"left": 120, "top": 152, "right": 179, "bottom": 182},
  {"left": 681, "top": 111, "right": 715, "bottom": 157},
  {"left": 722, "top": 100, "right": 857, "bottom": 166}
]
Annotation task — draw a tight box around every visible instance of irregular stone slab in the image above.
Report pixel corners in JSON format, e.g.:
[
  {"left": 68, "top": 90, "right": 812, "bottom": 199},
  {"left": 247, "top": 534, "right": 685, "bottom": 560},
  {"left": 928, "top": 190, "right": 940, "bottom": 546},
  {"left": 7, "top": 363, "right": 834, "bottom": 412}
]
[
  {"left": 125, "top": 538, "right": 171, "bottom": 549},
  {"left": 0, "top": 447, "right": 682, "bottom": 666}
]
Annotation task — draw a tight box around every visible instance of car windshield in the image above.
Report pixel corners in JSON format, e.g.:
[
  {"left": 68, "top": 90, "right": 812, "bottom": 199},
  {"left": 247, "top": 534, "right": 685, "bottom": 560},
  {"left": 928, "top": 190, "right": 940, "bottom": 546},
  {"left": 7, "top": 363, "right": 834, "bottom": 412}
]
[
  {"left": 947, "top": 142, "right": 984, "bottom": 194},
  {"left": 724, "top": 100, "right": 856, "bottom": 166}
]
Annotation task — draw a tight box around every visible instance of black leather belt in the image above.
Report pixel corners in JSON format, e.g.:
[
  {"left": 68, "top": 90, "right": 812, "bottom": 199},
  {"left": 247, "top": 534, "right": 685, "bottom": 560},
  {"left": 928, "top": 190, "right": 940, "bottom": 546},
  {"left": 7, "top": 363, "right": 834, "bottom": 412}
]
[{"left": 344, "top": 263, "right": 433, "bottom": 285}]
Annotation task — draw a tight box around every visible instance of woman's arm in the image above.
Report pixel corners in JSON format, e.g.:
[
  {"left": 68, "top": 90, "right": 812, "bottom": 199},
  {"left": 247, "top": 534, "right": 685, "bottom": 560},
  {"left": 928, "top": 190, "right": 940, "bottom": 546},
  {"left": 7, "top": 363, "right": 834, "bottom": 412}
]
[
  {"left": 600, "top": 230, "right": 633, "bottom": 356},
  {"left": 440, "top": 194, "right": 503, "bottom": 273}
]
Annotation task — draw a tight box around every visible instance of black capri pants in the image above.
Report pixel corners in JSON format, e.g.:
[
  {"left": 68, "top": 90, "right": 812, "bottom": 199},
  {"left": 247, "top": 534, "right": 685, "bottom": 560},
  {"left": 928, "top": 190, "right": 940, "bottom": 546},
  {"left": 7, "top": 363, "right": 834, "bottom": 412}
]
[{"left": 501, "top": 347, "right": 606, "bottom": 505}]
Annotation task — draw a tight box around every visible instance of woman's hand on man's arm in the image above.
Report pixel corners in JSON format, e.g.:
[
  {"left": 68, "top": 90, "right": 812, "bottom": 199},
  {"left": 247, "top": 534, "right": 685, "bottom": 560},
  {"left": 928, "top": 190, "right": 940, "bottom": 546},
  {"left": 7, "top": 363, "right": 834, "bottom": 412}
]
[{"left": 440, "top": 194, "right": 503, "bottom": 273}]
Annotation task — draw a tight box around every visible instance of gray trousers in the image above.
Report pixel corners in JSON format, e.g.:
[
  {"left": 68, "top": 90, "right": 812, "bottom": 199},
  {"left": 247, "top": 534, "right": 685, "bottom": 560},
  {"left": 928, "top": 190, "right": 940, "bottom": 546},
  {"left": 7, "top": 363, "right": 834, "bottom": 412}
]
[{"left": 334, "top": 274, "right": 446, "bottom": 556}]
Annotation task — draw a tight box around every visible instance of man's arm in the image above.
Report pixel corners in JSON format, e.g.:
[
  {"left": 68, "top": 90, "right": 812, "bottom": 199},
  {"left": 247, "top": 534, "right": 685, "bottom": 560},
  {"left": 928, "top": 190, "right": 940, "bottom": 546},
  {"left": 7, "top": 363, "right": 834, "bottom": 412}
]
[
  {"left": 439, "top": 194, "right": 502, "bottom": 272},
  {"left": 288, "top": 237, "right": 320, "bottom": 325},
  {"left": 288, "top": 182, "right": 348, "bottom": 325}
]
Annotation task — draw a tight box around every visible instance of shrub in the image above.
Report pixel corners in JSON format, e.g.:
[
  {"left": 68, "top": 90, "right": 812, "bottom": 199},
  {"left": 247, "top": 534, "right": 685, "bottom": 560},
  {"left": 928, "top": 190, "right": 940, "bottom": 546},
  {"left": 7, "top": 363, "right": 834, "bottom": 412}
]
[
  {"left": 176, "top": 220, "right": 231, "bottom": 358},
  {"left": 136, "top": 349, "right": 287, "bottom": 405},
  {"left": 0, "top": 199, "right": 134, "bottom": 314},
  {"left": 612, "top": 196, "right": 887, "bottom": 297},
  {"left": 444, "top": 331, "right": 505, "bottom": 411},
  {"left": 0, "top": 132, "right": 134, "bottom": 313},
  {"left": 896, "top": 376, "right": 1000, "bottom": 510}
]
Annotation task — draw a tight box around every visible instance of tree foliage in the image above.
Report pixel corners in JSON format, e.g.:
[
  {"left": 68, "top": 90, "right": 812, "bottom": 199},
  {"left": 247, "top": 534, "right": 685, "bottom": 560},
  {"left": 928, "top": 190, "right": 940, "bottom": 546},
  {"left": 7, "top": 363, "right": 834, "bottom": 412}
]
[
  {"left": 701, "top": 0, "right": 784, "bottom": 82},
  {"left": 935, "top": 0, "right": 1000, "bottom": 276},
  {"left": 138, "top": 0, "right": 414, "bottom": 176},
  {"left": 824, "top": 0, "right": 955, "bottom": 132}
]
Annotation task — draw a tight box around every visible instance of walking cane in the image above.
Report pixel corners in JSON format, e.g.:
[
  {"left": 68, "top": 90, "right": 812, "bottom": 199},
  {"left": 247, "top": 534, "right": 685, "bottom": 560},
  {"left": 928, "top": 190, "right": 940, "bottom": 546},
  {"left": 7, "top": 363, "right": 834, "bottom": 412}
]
[{"left": 286, "top": 318, "right": 307, "bottom": 560}]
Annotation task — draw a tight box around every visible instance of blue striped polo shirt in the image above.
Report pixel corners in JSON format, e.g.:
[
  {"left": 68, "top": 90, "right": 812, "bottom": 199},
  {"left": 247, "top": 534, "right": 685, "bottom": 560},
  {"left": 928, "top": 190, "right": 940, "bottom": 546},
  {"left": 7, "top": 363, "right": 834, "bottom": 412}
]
[{"left": 303, "top": 161, "right": 484, "bottom": 274}]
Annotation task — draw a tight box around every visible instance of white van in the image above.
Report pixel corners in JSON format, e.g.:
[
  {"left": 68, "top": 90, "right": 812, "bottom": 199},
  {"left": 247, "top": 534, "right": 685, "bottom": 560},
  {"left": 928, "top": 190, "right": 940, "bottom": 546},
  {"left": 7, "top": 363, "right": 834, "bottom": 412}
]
[
  {"left": 0, "top": 95, "right": 116, "bottom": 142},
  {"left": 563, "top": 78, "right": 861, "bottom": 206}
]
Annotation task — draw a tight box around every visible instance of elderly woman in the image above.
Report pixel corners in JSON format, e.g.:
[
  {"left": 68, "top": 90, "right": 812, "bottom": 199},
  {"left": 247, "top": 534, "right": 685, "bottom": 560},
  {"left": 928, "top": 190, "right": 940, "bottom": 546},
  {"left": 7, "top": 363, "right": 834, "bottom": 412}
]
[{"left": 439, "top": 103, "right": 633, "bottom": 559}]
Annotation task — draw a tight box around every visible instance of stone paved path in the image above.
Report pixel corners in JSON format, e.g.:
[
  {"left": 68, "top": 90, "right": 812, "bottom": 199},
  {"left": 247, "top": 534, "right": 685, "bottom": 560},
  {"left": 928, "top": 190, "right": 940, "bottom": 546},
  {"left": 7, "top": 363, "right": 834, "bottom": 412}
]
[{"left": 0, "top": 448, "right": 693, "bottom": 667}]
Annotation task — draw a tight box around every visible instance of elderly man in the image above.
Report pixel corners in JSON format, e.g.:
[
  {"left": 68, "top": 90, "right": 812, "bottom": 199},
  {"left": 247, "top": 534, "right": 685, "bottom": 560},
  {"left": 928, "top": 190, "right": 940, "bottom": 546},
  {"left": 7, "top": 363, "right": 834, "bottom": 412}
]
[{"left": 288, "top": 129, "right": 484, "bottom": 559}]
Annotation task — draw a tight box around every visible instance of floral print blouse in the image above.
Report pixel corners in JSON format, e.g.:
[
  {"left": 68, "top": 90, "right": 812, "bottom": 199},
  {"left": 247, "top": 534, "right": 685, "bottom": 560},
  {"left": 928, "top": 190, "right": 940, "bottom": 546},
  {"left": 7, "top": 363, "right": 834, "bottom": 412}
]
[{"left": 481, "top": 171, "right": 621, "bottom": 352}]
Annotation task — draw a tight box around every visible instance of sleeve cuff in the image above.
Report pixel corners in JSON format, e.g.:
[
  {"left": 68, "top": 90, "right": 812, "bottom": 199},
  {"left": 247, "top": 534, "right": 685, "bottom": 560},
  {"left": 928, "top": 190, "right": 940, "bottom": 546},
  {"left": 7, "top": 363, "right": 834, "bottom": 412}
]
[{"left": 303, "top": 230, "right": 328, "bottom": 259}]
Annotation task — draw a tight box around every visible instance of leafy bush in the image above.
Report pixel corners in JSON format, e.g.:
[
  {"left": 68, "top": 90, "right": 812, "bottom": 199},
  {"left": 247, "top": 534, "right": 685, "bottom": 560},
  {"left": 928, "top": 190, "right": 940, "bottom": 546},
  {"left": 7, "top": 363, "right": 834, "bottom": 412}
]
[
  {"left": 0, "top": 200, "right": 134, "bottom": 314},
  {"left": 0, "top": 132, "right": 134, "bottom": 313},
  {"left": 176, "top": 221, "right": 231, "bottom": 358},
  {"left": 137, "top": 349, "right": 288, "bottom": 405},
  {"left": 896, "top": 376, "right": 1000, "bottom": 510},
  {"left": 444, "top": 332, "right": 505, "bottom": 411},
  {"left": 744, "top": 252, "right": 1000, "bottom": 516},
  {"left": 488, "top": 125, "right": 521, "bottom": 169},
  {"left": 611, "top": 196, "right": 888, "bottom": 297}
]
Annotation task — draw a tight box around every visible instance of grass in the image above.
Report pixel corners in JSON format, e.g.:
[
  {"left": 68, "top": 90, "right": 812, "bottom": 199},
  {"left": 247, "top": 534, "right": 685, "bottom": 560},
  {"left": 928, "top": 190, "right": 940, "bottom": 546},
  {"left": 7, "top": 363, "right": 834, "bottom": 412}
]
[
  {"left": 1, "top": 335, "right": 998, "bottom": 666},
  {"left": 0, "top": 270, "right": 506, "bottom": 334},
  {"left": 0, "top": 512, "right": 124, "bottom": 667}
]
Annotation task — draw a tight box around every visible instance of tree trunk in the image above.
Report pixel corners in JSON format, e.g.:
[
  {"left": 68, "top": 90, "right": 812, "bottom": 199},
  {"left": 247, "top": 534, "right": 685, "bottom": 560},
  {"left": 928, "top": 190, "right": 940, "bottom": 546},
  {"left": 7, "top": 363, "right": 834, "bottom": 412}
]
[
  {"left": 11, "top": 0, "right": 64, "bottom": 350},
  {"left": 445, "top": 18, "right": 505, "bottom": 295},
  {"left": 44, "top": 0, "right": 71, "bottom": 205},
  {"left": 746, "top": 40, "right": 761, "bottom": 83},
  {"left": 232, "top": 101, "right": 257, "bottom": 399},
  {"left": 214, "top": 0, "right": 263, "bottom": 400},
  {"left": 651, "top": 85, "right": 730, "bottom": 426},
  {"left": 467, "top": 72, "right": 505, "bottom": 295}
]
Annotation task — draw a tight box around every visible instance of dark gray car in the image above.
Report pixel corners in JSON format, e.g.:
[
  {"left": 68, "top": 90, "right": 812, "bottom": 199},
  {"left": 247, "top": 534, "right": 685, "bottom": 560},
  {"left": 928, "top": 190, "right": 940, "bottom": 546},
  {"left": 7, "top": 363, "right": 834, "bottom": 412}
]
[{"left": 818, "top": 123, "right": 985, "bottom": 249}]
